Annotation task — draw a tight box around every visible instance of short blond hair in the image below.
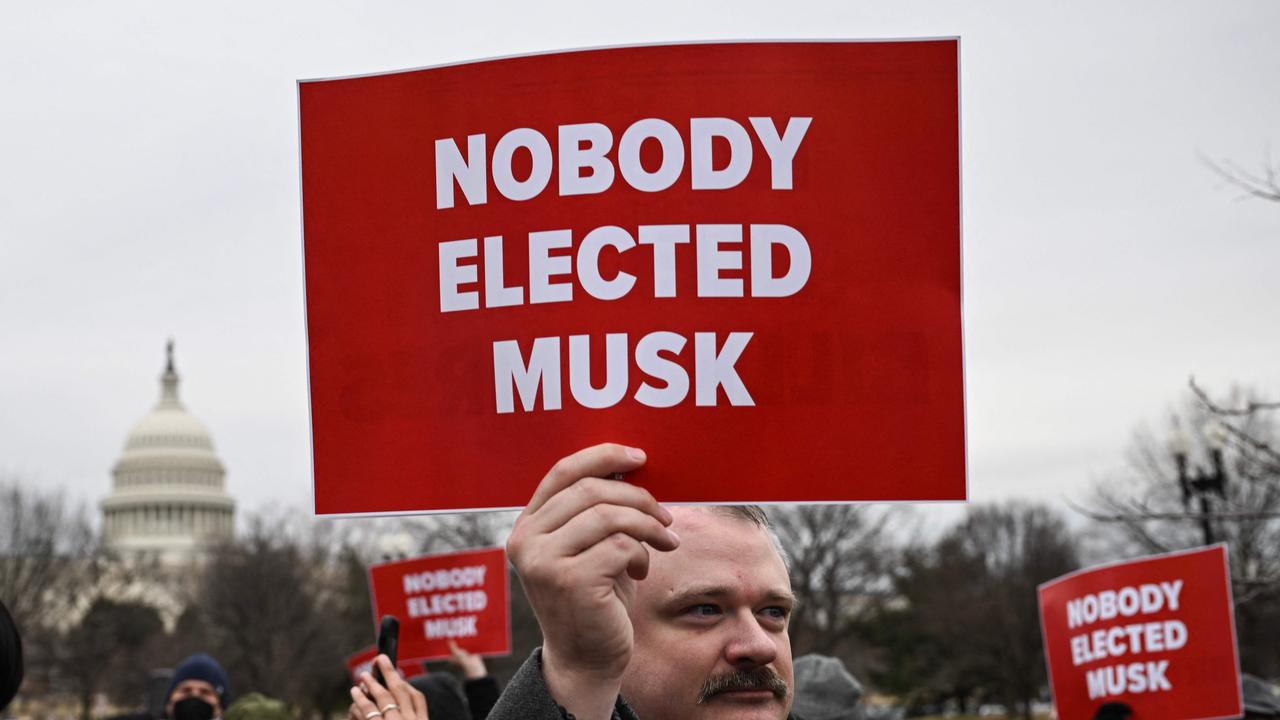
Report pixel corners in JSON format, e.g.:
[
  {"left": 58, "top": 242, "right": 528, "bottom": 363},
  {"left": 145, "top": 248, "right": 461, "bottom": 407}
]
[{"left": 708, "top": 505, "right": 789, "bottom": 569}]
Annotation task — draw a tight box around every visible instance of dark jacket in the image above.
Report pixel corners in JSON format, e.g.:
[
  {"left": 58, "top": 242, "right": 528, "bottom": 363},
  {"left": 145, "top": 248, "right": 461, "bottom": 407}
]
[
  {"left": 410, "top": 672, "right": 502, "bottom": 720},
  {"left": 465, "top": 675, "right": 501, "bottom": 719}
]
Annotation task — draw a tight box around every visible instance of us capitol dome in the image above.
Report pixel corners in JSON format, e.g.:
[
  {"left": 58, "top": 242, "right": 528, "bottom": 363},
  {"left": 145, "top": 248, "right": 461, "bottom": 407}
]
[{"left": 100, "top": 341, "right": 236, "bottom": 566}]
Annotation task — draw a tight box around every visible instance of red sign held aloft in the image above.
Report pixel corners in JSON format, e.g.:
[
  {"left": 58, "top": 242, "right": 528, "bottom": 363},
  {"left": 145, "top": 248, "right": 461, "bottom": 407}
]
[
  {"left": 368, "top": 547, "right": 511, "bottom": 665},
  {"left": 1038, "top": 545, "right": 1243, "bottom": 719},
  {"left": 299, "top": 40, "right": 964, "bottom": 514}
]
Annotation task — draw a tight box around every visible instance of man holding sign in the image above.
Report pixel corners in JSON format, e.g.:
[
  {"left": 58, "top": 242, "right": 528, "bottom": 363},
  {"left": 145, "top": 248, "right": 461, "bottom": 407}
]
[
  {"left": 301, "top": 37, "right": 963, "bottom": 719},
  {"left": 491, "top": 443, "right": 798, "bottom": 720}
]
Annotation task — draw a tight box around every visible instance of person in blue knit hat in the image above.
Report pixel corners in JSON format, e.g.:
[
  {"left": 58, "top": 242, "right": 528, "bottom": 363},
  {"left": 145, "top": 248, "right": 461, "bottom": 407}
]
[{"left": 165, "top": 653, "right": 231, "bottom": 720}]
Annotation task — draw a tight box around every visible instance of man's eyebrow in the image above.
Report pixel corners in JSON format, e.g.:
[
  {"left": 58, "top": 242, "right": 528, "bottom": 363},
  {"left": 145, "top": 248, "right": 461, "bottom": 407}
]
[{"left": 663, "top": 585, "right": 798, "bottom": 607}]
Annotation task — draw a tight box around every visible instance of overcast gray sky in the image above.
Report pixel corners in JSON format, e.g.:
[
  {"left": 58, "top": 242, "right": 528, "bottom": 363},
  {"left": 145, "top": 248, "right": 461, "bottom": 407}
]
[{"left": 2, "top": 1, "right": 1277, "bottom": 525}]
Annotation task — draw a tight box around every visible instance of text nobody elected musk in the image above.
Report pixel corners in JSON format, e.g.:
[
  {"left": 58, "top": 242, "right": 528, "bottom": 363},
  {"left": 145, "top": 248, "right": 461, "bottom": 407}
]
[
  {"left": 403, "top": 565, "right": 489, "bottom": 641},
  {"left": 434, "top": 116, "right": 813, "bottom": 414},
  {"left": 1066, "top": 580, "right": 1187, "bottom": 701}
]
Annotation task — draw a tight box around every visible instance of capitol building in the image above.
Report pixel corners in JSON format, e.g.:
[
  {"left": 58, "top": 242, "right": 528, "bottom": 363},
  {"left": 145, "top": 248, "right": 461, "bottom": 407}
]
[{"left": 99, "top": 342, "right": 236, "bottom": 566}]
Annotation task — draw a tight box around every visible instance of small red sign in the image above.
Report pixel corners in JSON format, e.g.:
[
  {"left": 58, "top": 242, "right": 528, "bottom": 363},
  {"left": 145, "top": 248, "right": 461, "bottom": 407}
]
[
  {"left": 367, "top": 547, "right": 511, "bottom": 664},
  {"left": 299, "top": 40, "right": 964, "bottom": 514},
  {"left": 1038, "top": 545, "right": 1243, "bottom": 720},
  {"left": 344, "top": 646, "right": 427, "bottom": 682}
]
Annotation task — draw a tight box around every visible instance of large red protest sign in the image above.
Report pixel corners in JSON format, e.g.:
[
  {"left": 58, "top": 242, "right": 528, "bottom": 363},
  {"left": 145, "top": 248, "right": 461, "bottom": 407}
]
[
  {"left": 299, "top": 40, "right": 963, "bottom": 514},
  {"left": 368, "top": 547, "right": 510, "bottom": 664},
  {"left": 1038, "top": 545, "right": 1242, "bottom": 719}
]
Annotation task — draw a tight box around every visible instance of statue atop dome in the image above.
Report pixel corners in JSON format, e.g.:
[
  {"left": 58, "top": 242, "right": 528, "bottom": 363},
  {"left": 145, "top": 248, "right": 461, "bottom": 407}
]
[{"left": 158, "top": 339, "right": 183, "bottom": 410}]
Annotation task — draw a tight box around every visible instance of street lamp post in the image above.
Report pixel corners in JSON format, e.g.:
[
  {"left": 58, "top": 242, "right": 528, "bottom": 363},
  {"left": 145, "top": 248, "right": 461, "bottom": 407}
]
[{"left": 1171, "top": 421, "right": 1229, "bottom": 546}]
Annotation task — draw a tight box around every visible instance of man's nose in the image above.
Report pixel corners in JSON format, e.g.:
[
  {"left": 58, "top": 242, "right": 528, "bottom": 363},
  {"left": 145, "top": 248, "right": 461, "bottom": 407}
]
[{"left": 724, "top": 610, "right": 779, "bottom": 667}]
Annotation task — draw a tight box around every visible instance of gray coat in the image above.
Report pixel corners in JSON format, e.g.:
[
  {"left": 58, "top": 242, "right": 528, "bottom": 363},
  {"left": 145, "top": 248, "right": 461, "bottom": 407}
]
[{"left": 488, "top": 648, "right": 802, "bottom": 720}]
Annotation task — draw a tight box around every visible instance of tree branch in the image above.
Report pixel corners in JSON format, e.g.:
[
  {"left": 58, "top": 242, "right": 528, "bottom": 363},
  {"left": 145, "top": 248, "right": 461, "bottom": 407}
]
[
  {"left": 1189, "top": 376, "right": 1280, "bottom": 416},
  {"left": 1070, "top": 501, "right": 1280, "bottom": 523},
  {"left": 1200, "top": 151, "right": 1280, "bottom": 203}
]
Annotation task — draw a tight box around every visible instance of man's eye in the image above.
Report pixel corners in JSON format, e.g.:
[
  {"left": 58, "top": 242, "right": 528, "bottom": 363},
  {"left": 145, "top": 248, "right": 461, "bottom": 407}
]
[
  {"left": 687, "top": 604, "right": 720, "bottom": 617},
  {"left": 761, "top": 606, "right": 790, "bottom": 621}
]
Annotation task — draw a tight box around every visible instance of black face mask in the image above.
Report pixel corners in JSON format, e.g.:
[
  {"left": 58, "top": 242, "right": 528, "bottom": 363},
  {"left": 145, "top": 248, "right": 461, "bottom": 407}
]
[{"left": 172, "top": 697, "right": 215, "bottom": 720}]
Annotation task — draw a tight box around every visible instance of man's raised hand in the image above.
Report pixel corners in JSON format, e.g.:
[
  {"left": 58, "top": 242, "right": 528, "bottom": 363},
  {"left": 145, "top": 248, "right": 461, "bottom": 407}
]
[{"left": 505, "top": 444, "right": 679, "bottom": 719}]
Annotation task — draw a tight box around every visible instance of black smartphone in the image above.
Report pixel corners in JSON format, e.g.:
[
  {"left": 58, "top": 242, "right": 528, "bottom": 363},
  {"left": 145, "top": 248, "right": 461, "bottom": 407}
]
[{"left": 372, "top": 615, "right": 399, "bottom": 685}]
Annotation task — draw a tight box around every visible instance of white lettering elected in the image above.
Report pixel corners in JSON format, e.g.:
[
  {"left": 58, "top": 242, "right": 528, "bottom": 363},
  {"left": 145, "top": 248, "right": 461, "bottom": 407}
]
[
  {"left": 1069, "top": 620, "right": 1188, "bottom": 665},
  {"left": 407, "top": 590, "right": 488, "bottom": 618},
  {"left": 438, "top": 224, "right": 811, "bottom": 312}
]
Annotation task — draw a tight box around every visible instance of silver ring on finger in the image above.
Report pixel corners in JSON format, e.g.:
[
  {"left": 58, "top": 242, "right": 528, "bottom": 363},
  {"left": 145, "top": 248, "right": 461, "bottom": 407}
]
[
  {"left": 380, "top": 705, "right": 400, "bottom": 714},
  {"left": 364, "top": 712, "right": 382, "bottom": 719}
]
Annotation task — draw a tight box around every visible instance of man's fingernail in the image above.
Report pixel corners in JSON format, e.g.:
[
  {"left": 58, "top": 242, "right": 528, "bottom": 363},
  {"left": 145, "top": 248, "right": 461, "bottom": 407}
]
[
  {"left": 666, "top": 528, "right": 681, "bottom": 546},
  {"left": 626, "top": 446, "right": 646, "bottom": 462}
]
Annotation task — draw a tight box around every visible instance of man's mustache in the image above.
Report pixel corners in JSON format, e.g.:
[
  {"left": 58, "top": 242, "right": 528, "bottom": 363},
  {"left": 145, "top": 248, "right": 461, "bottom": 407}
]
[{"left": 697, "top": 667, "right": 790, "bottom": 703}]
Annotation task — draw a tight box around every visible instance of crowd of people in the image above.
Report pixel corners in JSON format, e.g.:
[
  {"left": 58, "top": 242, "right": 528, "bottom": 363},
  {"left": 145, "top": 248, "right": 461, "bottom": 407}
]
[{"left": 2, "top": 443, "right": 1278, "bottom": 719}]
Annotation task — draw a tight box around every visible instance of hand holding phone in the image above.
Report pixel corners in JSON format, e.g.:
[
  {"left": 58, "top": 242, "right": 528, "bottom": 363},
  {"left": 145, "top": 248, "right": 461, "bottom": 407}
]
[
  {"left": 371, "top": 615, "right": 399, "bottom": 686},
  {"left": 348, "top": 653, "right": 429, "bottom": 720}
]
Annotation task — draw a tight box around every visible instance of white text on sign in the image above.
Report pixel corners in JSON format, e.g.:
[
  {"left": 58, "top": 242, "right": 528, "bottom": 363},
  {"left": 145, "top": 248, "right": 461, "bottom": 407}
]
[
  {"left": 435, "top": 117, "right": 812, "bottom": 207},
  {"left": 438, "top": 224, "right": 811, "bottom": 311},
  {"left": 1064, "top": 579, "right": 1189, "bottom": 701},
  {"left": 403, "top": 565, "right": 489, "bottom": 640},
  {"left": 433, "top": 116, "right": 814, "bottom": 415}
]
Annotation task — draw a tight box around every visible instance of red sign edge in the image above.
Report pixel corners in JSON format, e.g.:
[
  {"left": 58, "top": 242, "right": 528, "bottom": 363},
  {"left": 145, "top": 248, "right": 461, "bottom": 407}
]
[
  {"left": 955, "top": 34, "right": 970, "bottom": 506},
  {"left": 296, "top": 37, "right": 963, "bottom": 85}
]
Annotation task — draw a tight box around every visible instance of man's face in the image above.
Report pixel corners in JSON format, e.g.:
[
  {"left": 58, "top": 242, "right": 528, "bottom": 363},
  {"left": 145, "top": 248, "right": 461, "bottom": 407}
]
[
  {"left": 621, "top": 507, "right": 795, "bottom": 720},
  {"left": 166, "top": 679, "right": 221, "bottom": 719}
]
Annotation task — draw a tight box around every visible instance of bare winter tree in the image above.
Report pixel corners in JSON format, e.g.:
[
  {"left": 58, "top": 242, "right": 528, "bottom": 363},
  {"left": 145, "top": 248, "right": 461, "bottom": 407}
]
[
  {"left": 1085, "top": 385, "right": 1280, "bottom": 575},
  {"left": 188, "top": 509, "right": 354, "bottom": 716},
  {"left": 414, "top": 511, "right": 516, "bottom": 554},
  {"left": 951, "top": 503, "right": 1080, "bottom": 719},
  {"left": 769, "top": 504, "right": 897, "bottom": 680},
  {"left": 56, "top": 597, "right": 165, "bottom": 720},
  {"left": 1083, "top": 382, "right": 1280, "bottom": 677},
  {"left": 0, "top": 478, "right": 99, "bottom": 634},
  {"left": 870, "top": 502, "right": 1080, "bottom": 718}
]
